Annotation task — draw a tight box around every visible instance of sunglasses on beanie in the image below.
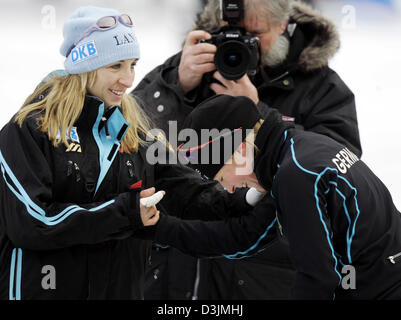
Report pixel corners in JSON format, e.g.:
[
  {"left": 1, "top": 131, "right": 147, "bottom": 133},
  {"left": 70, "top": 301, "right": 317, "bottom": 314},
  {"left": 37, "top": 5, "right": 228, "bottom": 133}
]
[{"left": 66, "top": 14, "right": 133, "bottom": 57}]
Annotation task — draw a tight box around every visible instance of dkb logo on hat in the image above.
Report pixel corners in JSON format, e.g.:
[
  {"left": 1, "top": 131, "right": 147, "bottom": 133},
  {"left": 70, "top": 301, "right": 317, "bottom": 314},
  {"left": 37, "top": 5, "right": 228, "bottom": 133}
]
[{"left": 71, "top": 40, "right": 98, "bottom": 64}]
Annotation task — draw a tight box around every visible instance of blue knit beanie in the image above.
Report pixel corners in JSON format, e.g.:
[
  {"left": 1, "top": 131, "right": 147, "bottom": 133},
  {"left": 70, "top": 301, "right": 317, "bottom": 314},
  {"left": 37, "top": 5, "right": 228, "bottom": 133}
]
[{"left": 60, "top": 6, "right": 140, "bottom": 74}]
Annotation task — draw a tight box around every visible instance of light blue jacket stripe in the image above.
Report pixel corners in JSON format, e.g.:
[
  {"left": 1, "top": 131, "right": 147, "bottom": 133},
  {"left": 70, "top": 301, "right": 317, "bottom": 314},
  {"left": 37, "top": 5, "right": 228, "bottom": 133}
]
[
  {"left": 95, "top": 127, "right": 121, "bottom": 194},
  {"left": 325, "top": 181, "right": 338, "bottom": 194},
  {"left": 9, "top": 248, "right": 16, "bottom": 300},
  {"left": 1, "top": 163, "right": 50, "bottom": 224},
  {"left": 89, "top": 199, "right": 115, "bottom": 211},
  {"left": 37, "top": 200, "right": 115, "bottom": 226},
  {"left": 1, "top": 154, "right": 116, "bottom": 225},
  {"left": 92, "top": 104, "right": 129, "bottom": 195},
  {"left": 333, "top": 188, "right": 353, "bottom": 264},
  {"left": 1, "top": 100, "right": 128, "bottom": 225},
  {"left": 313, "top": 167, "right": 343, "bottom": 284},
  {"left": 338, "top": 176, "right": 361, "bottom": 256},
  {"left": 1, "top": 163, "right": 40, "bottom": 214},
  {"left": 326, "top": 179, "right": 358, "bottom": 264},
  {"left": 290, "top": 139, "right": 342, "bottom": 288},
  {"left": 335, "top": 252, "right": 346, "bottom": 267},
  {"left": 91, "top": 102, "right": 106, "bottom": 195},
  {"left": 324, "top": 179, "right": 359, "bottom": 264},
  {"left": 224, "top": 253, "right": 258, "bottom": 260},
  {"left": 16, "top": 249, "right": 22, "bottom": 300},
  {"left": 1, "top": 164, "right": 82, "bottom": 223},
  {"left": 1, "top": 153, "right": 84, "bottom": 222},
  {"left": 223, "top": 218, "right": 277, "bottom": 259},
  {"left": 270, "top": 190, "right": 276, "bottom": 199},
  {"left": 0, "top": 151, "right": 45, "bottom": 216},
  {"left": 2, "top": 152, "right": 85, "bottom": 222},
  {"left": 290, "top": 139, "right": 318, "bottom": 176}
]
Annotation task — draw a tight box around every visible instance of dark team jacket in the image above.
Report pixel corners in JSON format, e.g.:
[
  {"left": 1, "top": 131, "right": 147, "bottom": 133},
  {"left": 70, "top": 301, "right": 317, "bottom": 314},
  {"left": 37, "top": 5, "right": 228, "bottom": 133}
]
[
  {"left": 155, "top": 112, "right": 401, "bottom": 300},
  {"left": 0, "top": 95, "right": 250, "bottom": 300}
]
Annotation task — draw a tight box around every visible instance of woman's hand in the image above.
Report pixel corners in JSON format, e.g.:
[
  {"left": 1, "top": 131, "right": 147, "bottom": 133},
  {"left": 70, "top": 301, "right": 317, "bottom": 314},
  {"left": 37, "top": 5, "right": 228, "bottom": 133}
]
[{"left": 139, "top": 187, "right": 165, "bottom": 226}]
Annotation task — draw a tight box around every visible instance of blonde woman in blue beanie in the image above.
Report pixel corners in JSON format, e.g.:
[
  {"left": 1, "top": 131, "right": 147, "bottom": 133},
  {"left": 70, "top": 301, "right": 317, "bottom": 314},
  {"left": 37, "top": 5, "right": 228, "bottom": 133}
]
[{"left": 0, "top": 6, "right": 256, "bottom": 299}]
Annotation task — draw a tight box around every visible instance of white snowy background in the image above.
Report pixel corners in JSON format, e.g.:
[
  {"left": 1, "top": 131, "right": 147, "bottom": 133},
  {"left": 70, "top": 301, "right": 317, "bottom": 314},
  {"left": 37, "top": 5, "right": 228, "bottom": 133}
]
[{"left": 0, "top": 0, "right": 400, "bottom": 209}]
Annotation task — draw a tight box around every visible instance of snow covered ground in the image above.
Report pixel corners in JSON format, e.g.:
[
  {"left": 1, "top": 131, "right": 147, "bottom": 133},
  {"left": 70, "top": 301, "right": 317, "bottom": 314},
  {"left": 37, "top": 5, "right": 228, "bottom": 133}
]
[{"left": 0, "top": 0, "right": 400, "bottom": 208}]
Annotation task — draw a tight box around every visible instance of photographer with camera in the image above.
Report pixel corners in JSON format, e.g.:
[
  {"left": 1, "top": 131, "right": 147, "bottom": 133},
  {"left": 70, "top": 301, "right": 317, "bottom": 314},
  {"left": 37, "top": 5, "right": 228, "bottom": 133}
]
[{"left": 133, "top": 0, "right": 362, "bottom": 300}]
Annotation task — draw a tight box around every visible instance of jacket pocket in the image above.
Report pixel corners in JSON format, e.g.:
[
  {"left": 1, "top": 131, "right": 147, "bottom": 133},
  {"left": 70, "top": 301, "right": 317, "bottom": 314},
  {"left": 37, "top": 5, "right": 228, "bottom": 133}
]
[{"left": 64, "top": 160, "right": 95, "bottom": 200}]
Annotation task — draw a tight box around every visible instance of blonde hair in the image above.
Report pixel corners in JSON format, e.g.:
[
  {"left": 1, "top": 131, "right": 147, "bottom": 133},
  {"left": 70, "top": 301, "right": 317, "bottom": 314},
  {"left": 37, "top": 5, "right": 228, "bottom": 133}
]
[
  {"left": 241, "top": 119, "right": 264, "bottom": 153},
  {"left": 15, "top": 72, "right": 151, "bottom": 153},
  {"left": 253, "top": 119, "right": 264, "bottom": 135}
]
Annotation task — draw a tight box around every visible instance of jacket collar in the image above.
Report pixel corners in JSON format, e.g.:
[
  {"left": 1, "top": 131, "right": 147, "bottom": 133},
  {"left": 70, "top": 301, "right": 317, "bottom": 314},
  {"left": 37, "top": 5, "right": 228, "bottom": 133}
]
[
  {"left": 75, "top": 95, "right": 126, "bottom": 131},
  {"left": 75, "top": 95, "right": 130, "bottom": 195},
  {"left": 290, "top": 2, "right": 340, "bottom": 72},
  {"left": 75, "top": 95, "right": 105, "bottom": 130},
  {"left": 254, "top": 112, "right": 295, "bottom": 190}
]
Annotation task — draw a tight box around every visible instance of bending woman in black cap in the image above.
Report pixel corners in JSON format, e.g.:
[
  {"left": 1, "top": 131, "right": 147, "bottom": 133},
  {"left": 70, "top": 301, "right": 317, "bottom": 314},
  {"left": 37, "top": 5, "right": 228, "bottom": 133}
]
[{"left": 154, "top": 94, "right": 401, "bottom": 300}]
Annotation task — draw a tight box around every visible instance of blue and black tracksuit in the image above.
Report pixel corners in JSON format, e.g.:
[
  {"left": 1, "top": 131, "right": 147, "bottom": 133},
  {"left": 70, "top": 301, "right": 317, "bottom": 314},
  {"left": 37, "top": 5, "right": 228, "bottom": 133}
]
[
  {"left": 0, "top": 95, "right": 250, "bottom": 300},
  {"left": 155, "top": 112, "right": 401, "bottom": 299}
]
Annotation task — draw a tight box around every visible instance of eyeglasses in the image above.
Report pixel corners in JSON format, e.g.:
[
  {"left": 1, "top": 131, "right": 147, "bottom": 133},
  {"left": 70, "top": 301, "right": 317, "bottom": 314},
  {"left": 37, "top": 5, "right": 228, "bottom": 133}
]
[{"left": 66, "top": 14, "right": 133, "bottom": 57}]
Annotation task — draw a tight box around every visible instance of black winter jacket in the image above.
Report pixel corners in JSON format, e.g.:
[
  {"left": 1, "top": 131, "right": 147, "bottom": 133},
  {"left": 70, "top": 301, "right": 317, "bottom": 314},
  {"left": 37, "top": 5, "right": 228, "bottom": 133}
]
[
  {"left": 0, "top": 95, "right": 250, "bottom": 300},
  {"left": 155, "top": 113, "right": 401, "bottom": 299}
]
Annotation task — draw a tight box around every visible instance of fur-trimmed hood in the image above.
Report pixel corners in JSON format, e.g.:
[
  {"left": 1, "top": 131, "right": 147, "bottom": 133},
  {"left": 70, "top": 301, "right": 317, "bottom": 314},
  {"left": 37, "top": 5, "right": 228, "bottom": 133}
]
[
  {"left": 291, "top": 1, "right": 340, "bottom": 71},
  {"left": 193, "top": 1, "right": 340, "bottom": 72}
]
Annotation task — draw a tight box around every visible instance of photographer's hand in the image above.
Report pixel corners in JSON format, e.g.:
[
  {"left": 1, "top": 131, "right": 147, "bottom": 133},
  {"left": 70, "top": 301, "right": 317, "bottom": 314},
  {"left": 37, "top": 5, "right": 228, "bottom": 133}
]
[
  {"left": 210, "top": 71, "right": 260, "bottom": 105},
  {"left": 178, "top": 30, "right": 217, "bottom": 94}
]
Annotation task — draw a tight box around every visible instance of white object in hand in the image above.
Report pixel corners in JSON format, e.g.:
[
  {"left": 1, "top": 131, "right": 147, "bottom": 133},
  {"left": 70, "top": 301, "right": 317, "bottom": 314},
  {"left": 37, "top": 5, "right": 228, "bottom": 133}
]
[
  {"left": 245, "top": 187, "right": 265, "bottom": 206},
  {"left": 140, "top": 191, "right": 164, "bottom": 207}
]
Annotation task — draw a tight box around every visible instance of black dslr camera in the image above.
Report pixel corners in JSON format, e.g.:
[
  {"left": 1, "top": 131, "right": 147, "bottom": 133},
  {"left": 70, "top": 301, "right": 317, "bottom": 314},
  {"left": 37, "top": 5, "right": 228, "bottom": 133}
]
[{"left": 201, "top": 0, "right": 260, "bottom": 80}]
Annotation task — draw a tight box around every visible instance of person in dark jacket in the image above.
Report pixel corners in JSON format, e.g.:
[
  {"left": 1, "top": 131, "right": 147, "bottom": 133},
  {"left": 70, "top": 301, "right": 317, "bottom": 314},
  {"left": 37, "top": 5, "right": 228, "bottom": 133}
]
[
  {"left": 0, "top": 6, "right": 254, "bottom": 300},
  {"left": 154, "top": 94, "right": 401, "bottom": 300},
  {"left": 133, "top": 0, "right": 362, "bottom": 300}
]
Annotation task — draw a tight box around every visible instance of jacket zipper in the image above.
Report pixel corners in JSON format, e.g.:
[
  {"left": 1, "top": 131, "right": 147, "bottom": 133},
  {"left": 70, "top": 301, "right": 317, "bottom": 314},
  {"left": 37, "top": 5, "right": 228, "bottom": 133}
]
[
  {"left": 74, "top": 163, "right": 81, "bottom": 182},
  {"left": 126, "top": 160, "right": 135, "bottom": 178},
  {"left": 270, "top": 71, "right": 290, "bottom": 84},
  {"left": 388, "top": 252, "right": 401, "bottom": 264},
  {"left": 67, "top": 160, "right": 74, "bottom": 177},
  {"left": 66, "top": 161, "right": 81, "bottom": 183}
]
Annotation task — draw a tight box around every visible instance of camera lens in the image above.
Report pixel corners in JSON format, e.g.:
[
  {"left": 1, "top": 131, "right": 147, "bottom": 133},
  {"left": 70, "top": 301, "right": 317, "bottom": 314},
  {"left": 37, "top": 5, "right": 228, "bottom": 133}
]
[
  {"left": 214, "top": 40, "right": 251, "bottom": 80},
  {"left": 225, "top": 53, "right": 242, "bottom": 68}
]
